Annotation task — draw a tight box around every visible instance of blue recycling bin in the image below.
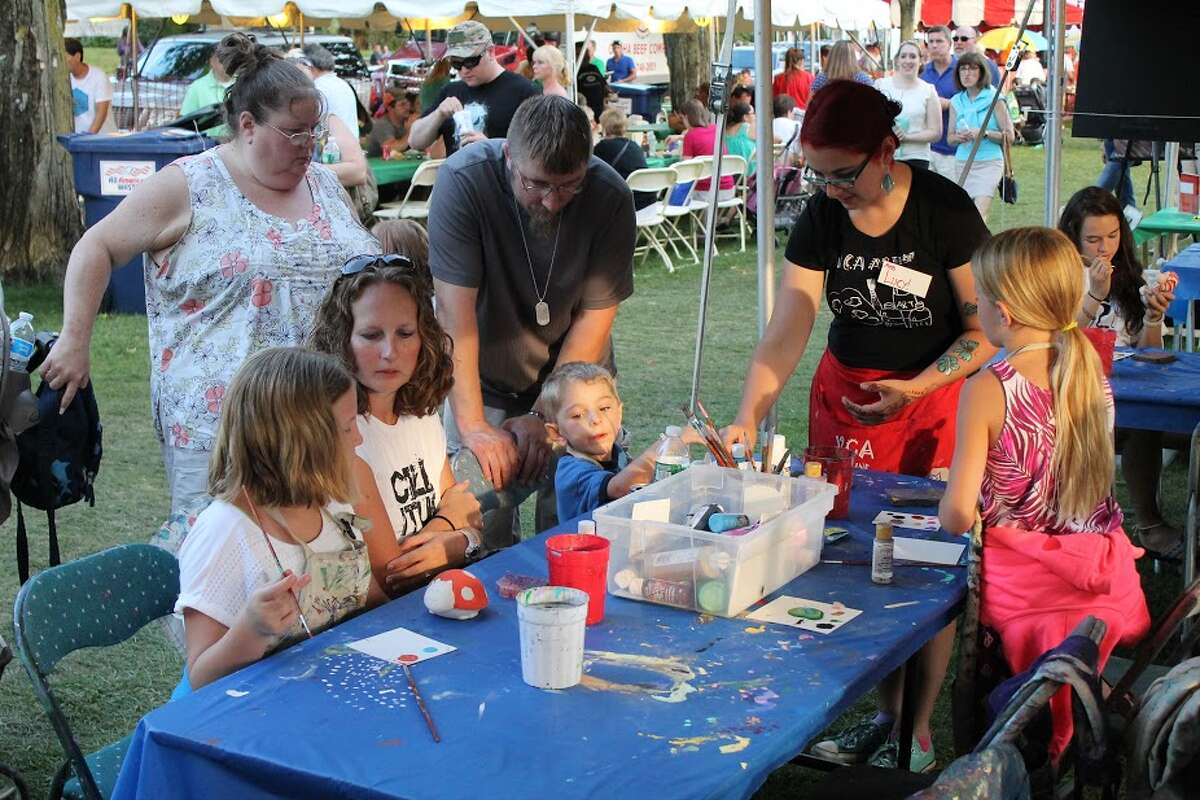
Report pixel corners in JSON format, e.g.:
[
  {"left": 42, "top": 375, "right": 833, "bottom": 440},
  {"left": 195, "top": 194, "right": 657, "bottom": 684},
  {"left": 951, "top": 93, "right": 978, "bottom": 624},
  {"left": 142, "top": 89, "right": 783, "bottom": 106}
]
[
  {"left": 58, "top": 129, "right": 216, "bottom": 314},
  {"left": 611, "top": 82, "right": 669, "bottom": 121}
]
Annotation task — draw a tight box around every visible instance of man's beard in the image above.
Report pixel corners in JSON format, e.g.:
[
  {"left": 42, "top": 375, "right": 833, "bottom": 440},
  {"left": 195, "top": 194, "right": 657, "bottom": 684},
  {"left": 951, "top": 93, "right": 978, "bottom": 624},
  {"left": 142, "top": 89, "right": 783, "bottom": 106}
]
[{"left": 526, "top": 206, "right": 560, "bottom": 237}]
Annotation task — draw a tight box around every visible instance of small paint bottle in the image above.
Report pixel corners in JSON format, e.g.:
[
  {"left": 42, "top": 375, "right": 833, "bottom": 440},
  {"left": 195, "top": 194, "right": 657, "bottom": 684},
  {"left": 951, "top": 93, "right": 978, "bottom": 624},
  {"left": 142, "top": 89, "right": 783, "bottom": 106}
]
[
  {"left": 578, "top": 519, "right": 596, "bottom": 535},
  {"left": 804, "top": 461, "right": 824, "bottom": 479},
  {"left": 732, "top": 443, "right": 750, "bottom": 471},
  {"left": 872, "top": 521, "right": 894, "bottom": 585},
  {"left": 615, "top": 569, "right": 692, "bottom": 607}
]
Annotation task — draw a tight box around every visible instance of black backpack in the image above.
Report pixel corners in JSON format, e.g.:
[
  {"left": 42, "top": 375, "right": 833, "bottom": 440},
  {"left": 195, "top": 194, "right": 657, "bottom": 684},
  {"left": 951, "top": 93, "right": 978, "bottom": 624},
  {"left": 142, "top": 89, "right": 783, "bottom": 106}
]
[{"left": 11, "top": 341, "right": 102, "bottom": 583}]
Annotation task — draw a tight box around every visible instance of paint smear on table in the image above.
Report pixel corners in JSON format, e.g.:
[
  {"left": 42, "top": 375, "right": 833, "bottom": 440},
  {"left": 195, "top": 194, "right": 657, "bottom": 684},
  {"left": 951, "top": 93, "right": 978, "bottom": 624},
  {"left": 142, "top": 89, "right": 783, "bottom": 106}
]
[
  {"left": 225, "top": 689, "right": 249, "bottom": 698},
  {"left": 582, "top": 650, "right": 697, "bottom": 703},
  {"left": 743, "top": 625, "right": 766, "bottom": 634},
  {"left": 719, "top": 736, "right": 751, "bottom": 754}
]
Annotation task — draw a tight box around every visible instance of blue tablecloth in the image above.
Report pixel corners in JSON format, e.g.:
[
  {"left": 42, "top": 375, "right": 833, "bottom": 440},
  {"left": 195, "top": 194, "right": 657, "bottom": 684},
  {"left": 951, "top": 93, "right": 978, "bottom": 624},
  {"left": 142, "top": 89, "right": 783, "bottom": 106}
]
[
  {"left": 1110, "top": 349, "right": 1200, "bottom": 434},
  {"left": 1163, "top": 243, "right": 1200, "bottom": 323},
  {"left": 112, "top": 470, "right": 965, "bottom": 800}
]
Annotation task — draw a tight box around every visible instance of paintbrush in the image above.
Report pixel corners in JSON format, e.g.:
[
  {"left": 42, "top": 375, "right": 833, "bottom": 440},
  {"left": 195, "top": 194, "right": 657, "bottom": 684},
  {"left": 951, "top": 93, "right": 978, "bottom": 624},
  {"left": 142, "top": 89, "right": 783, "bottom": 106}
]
[
  {"left": 242, "top": 489, "right": 314, "bottom": 639},
  {"left": 692, "top": 400, "right": 736, "bottom": 465},
  {"left": 681, "top": 405, "right": 735, "bottom": 467},
  {"left": 773, "top": 448, "right": 792, "bottom": 475},
  {"left": 403, "top": 663, "right": 441, "bottom": 743}
]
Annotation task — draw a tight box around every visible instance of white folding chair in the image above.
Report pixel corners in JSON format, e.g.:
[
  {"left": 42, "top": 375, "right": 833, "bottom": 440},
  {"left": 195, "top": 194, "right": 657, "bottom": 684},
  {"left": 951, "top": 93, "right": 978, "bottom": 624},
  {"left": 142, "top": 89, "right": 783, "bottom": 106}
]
[
  {"left": 674, "top": 156, "right": 722, "bottom": 256},
  {"left": 373, "top": 158, "right": 444, "bottom": 221},
  {"left": 625, "top": 167, "right": 677, "bottom": 273},
  {"left": 712, "top": 154, "right": 750, "bottom": 253},
  {"left": 660, "top": 159, "right": 705, "bottom": 265}
]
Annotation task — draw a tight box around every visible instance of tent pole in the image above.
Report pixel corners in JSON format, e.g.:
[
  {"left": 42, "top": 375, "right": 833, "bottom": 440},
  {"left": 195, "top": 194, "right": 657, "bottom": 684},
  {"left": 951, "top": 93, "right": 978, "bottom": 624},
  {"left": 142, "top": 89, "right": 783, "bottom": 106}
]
[
  {"left": 300, "top": 12, "right": 305, "bottom": 46},
  {"left": 508, "top": 17, "right": 537, "bottom": 49},
  {"left": 565, "top": 10, "right": 576, "bottom": 87},
  {"left": 426, "top": 19, "right": 432, "bottom": 64},
  {"left": 688, "top": 0, "right": 739, "bottom": 413},
  {"left": 575, "top": 19, "right": 598, "bottom": 75},
  {"left": 1043, "top": 0, "right": 1066, "bottom": 225},
  {"left": 754, "top": 0, "right": 777, "bottom": 451},
  {"left": 130, "top": 6, "right": 139, "bottom": 130}
]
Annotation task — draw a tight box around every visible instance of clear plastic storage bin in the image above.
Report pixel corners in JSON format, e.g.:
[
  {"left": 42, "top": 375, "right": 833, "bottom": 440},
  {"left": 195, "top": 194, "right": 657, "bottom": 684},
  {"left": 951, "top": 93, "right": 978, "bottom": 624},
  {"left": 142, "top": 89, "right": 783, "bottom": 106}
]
[{"left": 593, "top": 466, "right": 837, "bottom": 617}]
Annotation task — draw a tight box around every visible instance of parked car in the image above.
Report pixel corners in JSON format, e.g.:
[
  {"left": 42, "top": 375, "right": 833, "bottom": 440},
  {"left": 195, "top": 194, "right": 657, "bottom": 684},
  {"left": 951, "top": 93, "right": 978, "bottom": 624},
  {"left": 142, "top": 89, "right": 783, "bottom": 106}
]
[
  {"left": 389, "top": 29, "right": 522, "bottom": 71},
  {"left": 111, "top": 31, "right": 371, "bottom": 130}
]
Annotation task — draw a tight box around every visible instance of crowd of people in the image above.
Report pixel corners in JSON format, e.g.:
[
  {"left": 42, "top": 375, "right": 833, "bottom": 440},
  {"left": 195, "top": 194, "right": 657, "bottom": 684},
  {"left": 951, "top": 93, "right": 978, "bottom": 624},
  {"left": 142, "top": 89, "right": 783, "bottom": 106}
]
[{"left": 50, "top": 24, "right": 1175, "bottom": 777}]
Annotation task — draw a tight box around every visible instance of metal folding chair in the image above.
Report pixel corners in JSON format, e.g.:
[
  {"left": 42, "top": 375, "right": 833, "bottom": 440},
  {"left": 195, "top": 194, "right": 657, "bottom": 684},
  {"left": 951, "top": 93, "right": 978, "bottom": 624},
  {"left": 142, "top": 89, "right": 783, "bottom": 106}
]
[
  {"left": 373, "top": 158, "right": 443, "bottom": 221},
  {"left": 626, "top": 167, "right": 678, "bottom": 273}
]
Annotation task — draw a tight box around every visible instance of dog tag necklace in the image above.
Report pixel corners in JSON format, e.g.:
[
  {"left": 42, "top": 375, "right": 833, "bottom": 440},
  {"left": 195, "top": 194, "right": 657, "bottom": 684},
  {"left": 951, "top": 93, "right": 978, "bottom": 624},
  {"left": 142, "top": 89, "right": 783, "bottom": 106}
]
[{"left": 513, "top": 198, "right": 562, "bottom": 327}]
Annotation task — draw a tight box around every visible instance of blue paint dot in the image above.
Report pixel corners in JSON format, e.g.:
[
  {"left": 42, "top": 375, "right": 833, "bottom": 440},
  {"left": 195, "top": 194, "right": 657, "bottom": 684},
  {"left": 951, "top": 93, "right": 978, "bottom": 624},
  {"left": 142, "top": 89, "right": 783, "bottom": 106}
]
[{"left": 422, "top": 646, "right": 439, "bottom": 653}]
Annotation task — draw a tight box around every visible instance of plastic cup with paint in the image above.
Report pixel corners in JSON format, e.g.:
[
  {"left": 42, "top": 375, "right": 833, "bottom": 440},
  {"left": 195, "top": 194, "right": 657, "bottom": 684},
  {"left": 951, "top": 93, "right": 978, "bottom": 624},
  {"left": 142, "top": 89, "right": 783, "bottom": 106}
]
[
  {"left": 516, "top": 586, "right": 589, "bottom": 689},
  {"left": 802, "top": 445, "right": 854, "bottom": 519},
  {"left": 545, "top": 533, "right": 611, "bottom": 625}
]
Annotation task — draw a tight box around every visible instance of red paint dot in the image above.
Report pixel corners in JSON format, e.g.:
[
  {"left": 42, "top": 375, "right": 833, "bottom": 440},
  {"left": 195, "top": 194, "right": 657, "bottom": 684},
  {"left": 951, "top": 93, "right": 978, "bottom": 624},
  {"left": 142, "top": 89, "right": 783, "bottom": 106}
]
[{"left": 398, "top": 654, "right": 419, "bottom": 663}]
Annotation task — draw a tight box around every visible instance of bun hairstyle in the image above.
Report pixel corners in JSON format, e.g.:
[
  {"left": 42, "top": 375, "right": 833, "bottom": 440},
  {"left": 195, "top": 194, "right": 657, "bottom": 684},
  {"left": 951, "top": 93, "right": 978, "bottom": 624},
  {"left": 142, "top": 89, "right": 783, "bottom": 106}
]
[
  {"left": 972, "top": 227, "right": 1114, "bottom": 524},
  {"left": 800, "top": 80, "right": 901, "bottom": 156},
  {"left": 215, "top": 32, "right": 320, "bottom": 131}
]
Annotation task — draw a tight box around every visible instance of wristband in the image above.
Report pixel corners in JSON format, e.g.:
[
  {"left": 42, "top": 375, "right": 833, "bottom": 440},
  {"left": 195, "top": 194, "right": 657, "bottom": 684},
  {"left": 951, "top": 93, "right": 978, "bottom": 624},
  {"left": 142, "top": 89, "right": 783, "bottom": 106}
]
[
  {"left": 431, "top": 513, "right": 457, "bottom": 530},
  {"left": 1144, "top": 312, "right": 1164, "bottom": 324},
  {"left": 1087, "top": 291, "right": 1107, "bottom": 303}
]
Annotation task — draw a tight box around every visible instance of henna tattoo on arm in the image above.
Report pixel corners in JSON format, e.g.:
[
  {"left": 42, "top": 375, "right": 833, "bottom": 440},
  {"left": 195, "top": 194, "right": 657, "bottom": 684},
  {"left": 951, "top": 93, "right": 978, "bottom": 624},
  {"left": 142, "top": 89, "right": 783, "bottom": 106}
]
[
  {"left": 962, "top": 302, "right": 979, "bottom": 318},
  {"left": 936, "top": 338, "right": 980, "bottom": 374}
]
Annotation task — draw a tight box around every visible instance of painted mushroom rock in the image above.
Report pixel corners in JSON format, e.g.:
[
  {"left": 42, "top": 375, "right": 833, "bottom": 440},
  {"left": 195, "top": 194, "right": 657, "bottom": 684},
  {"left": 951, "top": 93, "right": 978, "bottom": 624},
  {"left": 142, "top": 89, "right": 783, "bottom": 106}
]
[{"left": 423, "top": 569, "right": 489, "bottom": 620}]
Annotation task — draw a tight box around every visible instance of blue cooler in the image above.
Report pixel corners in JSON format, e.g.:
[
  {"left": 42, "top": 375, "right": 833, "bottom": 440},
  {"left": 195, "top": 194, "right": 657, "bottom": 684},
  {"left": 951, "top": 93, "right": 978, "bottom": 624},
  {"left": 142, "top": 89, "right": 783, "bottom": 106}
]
[
  {"left": 58, "top": 129, "right": 216, "bottom": 314},
  {"left": 611, "top": 83, "right": 668, "bottom": 121}
]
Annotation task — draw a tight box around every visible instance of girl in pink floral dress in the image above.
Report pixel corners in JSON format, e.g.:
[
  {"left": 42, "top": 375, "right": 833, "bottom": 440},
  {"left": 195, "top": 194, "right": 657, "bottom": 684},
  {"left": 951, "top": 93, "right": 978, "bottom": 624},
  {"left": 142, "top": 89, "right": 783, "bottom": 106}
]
[{"left": 941, "top": 227, "right": 1149, "bottom": 760}]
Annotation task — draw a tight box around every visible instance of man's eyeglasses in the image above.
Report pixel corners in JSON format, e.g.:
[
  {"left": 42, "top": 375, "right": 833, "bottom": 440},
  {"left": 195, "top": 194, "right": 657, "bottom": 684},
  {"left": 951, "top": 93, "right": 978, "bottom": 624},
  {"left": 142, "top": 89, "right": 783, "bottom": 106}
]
[
  {"left": 951, "top": 36, "right": 972, "bottom": 42},
  {"left": 262, "top": 120, "right": 328, "bottom": 147},
  {"left": 449, "top": 54, "right": 483, "bottom": 71},
  {"left": 341, "top": 253, "right": 416, "bottom": 276},
  {"left": 510, "top": 162, "right": 586, "bottom": 199},
  {"left": 803, "top": 154, "right": 872, "bottom": 190}
]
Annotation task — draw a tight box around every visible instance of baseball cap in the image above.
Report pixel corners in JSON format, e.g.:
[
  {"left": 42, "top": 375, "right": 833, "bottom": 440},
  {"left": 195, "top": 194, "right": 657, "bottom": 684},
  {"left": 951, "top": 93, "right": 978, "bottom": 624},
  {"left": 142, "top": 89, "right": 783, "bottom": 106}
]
[{"left": 446, "top": 21, "right": 492, "bottom": 59}]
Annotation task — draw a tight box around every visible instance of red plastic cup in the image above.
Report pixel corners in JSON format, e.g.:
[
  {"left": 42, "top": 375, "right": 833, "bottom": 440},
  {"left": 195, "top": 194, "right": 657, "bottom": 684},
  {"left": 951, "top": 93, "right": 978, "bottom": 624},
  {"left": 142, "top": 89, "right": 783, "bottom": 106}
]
[
  {"left": 803, "top": 445, "right": 854, "bottom": 520},
  {"left": 545, "top": 534, "right": 611, "bottom": 625},
  {"left": 1081, "top": 327, "right": 1116, "bottom": 376}
]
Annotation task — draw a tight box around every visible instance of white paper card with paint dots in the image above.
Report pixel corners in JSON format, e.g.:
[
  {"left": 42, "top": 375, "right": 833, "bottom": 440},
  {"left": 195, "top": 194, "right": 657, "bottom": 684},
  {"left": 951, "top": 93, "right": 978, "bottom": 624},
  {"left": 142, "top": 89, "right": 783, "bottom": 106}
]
[
  {"left": 872, "top": 510, "right": 941, "bottom": 531},
  {"left": 746, "top": 596, "right": 863, "bottom": 634},
  {"left": 348, "top": 627, "right": 456, "bottom": 665}
]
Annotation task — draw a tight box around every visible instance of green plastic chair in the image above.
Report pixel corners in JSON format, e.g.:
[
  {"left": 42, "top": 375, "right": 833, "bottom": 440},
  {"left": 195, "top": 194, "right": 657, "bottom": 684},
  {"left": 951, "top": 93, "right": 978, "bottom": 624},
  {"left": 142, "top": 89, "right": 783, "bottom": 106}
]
[{"left": 12, "top": 543, "right": 179, "bottom": 800}]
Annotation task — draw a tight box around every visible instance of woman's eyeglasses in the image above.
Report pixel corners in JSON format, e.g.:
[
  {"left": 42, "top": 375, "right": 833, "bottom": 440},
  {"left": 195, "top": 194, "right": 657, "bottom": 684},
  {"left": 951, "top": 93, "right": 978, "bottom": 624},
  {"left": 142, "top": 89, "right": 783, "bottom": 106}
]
[
  {"left": 803, "top": 154, "right": 872, "bottom": 190},
  {"left": 449, "top": 54, "right": 483, "bottom": 71},
  {"left": 341, "top": 254, "right": 416, "bottom": 276},
  {"left": 263, "top": 120, "right": 329, "bottom": 147}
]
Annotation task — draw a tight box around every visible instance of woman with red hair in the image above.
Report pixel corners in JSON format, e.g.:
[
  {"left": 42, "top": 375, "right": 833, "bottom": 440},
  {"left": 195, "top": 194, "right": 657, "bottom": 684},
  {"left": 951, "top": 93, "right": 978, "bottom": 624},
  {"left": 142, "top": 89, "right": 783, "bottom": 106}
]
[{"left": 722, "top": 80, "right": 992, "bottom": 772}]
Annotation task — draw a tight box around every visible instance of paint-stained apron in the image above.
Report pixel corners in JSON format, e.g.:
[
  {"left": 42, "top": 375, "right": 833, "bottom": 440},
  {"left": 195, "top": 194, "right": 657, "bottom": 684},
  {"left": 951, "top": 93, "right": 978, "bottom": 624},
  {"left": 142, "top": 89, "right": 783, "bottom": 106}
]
[
  {"left": 808, "top": 350, "right": 961, "bottom": 477},
  {"left": 274, "top": 510, "right": 373, "bottom": 650}
]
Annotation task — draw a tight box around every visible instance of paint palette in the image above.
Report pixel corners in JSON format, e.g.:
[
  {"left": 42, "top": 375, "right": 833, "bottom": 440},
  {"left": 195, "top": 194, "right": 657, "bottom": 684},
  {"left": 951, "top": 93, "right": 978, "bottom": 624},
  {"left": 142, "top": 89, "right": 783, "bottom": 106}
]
[
  {"left": 745, "top": 596, "right": 862, "bottom": 634},
  {"left": 348, "top": 627, "right": 456, "bottom": 665}
]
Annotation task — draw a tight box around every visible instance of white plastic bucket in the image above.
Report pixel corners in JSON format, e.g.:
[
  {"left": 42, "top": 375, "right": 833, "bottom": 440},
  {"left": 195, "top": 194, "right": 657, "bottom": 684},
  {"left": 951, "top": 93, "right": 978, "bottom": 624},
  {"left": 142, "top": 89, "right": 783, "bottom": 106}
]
[{"left": 516, "top": 586, "right": 589, "bottom": 689}]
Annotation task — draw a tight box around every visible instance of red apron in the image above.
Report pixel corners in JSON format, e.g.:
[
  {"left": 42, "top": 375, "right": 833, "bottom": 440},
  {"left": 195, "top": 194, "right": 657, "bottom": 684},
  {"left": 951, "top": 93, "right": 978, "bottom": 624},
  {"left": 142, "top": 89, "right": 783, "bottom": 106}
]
[{"left": 808, "top": 350, "right": 962, "bottom": 477}]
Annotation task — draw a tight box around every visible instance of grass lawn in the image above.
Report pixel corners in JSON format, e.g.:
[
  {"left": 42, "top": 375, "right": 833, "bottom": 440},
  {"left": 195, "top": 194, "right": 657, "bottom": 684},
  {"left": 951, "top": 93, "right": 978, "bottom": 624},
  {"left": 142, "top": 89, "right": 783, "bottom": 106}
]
[{"left": 0, "top": 131, "right": 1186, "bottom": 797}]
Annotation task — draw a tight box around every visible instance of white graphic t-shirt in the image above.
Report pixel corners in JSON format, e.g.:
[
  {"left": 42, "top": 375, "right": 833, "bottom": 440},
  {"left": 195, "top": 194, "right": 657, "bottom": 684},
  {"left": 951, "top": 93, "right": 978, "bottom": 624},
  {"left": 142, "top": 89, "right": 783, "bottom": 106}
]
[
  {"left": 70, "top": 65, "right": 113, "bottom": 133},
  {"left": 356, "top": 412, "right": 447, "bottom": 540}
]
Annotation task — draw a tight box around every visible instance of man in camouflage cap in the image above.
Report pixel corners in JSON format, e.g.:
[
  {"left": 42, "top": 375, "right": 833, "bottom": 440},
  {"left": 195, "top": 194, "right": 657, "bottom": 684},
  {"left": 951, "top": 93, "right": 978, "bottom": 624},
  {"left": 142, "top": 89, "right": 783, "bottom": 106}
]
[{"left": 409, "top": 20, "right": 539, "bottom": 155}]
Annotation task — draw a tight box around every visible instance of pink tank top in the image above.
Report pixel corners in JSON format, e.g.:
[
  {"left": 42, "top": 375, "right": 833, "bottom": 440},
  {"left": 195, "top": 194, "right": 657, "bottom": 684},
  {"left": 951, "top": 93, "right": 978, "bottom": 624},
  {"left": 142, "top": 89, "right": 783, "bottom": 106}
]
[{"left": 979, "top": 358, "right": 1123, "bottom": 535}]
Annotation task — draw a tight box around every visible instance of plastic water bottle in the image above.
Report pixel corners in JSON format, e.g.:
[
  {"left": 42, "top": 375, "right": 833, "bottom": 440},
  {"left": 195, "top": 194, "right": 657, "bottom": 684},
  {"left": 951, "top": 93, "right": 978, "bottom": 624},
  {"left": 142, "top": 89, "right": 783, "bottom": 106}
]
[
  {"left": 732, "top": 443, "right": 751, "bottom": 471},
  {"left": 8, "top": 312, "right": 35, "bottom": 373},
  {"left": 321, "top": 136, "right": 341, "bottom": 164},
  {"left": 653, "top": 425, "right": 689, "bottom": 482}
]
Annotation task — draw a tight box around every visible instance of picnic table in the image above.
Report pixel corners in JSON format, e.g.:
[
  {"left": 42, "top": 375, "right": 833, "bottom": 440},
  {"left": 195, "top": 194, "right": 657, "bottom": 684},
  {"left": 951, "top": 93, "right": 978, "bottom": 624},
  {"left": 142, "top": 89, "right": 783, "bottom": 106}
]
[
  {"left": 369, "top": 155, "right": 424, "bottom": 187},
  {"left": 1133, "top": 207, "right": 1200, "bottom": 249},
  {"left": 1110, "top": 348, "right": 1200, "bottom": 585},
  {"left": 112, "top": 469, "right": 966, "bottom": 800},
  {"left": 646, "top": 154, "right": 680, "bottom": 169}
]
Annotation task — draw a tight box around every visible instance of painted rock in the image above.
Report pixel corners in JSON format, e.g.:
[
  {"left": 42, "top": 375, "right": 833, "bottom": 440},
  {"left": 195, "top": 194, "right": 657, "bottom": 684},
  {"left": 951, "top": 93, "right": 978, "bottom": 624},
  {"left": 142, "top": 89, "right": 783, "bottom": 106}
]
[{"left": 423, "top": 569, "right": 489, "bottom": 620}]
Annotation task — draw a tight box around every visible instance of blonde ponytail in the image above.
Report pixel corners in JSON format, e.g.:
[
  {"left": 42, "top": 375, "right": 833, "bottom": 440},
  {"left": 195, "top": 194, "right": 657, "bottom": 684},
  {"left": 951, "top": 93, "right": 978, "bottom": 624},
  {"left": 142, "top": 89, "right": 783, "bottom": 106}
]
[{"left": 973, "top": 228, "right": 1114, "bottom": 524}]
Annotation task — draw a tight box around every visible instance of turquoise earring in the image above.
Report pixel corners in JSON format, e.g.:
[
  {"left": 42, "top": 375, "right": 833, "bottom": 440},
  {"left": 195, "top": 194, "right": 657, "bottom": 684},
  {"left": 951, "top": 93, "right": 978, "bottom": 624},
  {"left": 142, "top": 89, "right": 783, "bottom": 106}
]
[{"left": 881, "top": 172, "right": 895, "bottom": 193}]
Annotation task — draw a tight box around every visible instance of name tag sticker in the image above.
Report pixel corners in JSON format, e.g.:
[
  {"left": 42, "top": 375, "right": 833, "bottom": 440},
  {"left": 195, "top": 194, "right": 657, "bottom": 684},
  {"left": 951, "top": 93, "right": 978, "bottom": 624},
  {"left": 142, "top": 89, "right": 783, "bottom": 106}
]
[{"left": 878, "top": 260, "right": 932, "bottom": 299}]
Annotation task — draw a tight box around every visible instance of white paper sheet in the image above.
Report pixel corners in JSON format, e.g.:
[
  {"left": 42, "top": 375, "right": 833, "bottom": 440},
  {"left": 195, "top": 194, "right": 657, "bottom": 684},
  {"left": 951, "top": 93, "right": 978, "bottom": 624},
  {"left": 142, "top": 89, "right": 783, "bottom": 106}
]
[
  {"left": 893, "top": 536, "right": 966, "bottom": 566},
  {"left": 348, "top": 627, "right": 456, "bottom": 665}
]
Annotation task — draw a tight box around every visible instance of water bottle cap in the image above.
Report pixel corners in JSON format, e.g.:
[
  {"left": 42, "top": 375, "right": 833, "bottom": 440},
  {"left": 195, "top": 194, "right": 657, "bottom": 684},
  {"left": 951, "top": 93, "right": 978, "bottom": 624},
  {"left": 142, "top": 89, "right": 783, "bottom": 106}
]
[
  {"left": 578, "top": 520, "right": 596, "bottom": 534},
  {"left": 732, "top": 442, "right": 746, "bottom": 458},
  {"left": 16, "top": 312, "right": 31, "bottom": 321},
  {"left": 665, "top": 425, "right": 682, "bottom": 437}
]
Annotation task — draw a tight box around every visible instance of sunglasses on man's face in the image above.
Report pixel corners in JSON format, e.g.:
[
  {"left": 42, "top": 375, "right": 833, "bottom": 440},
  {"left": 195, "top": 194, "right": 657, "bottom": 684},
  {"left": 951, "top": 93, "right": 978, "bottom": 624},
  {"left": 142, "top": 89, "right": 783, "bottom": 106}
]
[
  {"left": 952, "top": 36, "right": 972, "bottom": 42},
  {"left": 341, "top": 253, "right": 416, "bottom": 276},
  {"left": 450, "top": 54, "right": 483, "bottom": 71}
]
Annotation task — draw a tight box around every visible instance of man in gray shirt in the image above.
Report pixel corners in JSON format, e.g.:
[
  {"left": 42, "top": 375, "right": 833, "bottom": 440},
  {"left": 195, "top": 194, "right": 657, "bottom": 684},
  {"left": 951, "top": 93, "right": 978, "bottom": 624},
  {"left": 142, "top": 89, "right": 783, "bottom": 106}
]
[{"left": 429, "top": 95, "right": 636, "bottom": 546}]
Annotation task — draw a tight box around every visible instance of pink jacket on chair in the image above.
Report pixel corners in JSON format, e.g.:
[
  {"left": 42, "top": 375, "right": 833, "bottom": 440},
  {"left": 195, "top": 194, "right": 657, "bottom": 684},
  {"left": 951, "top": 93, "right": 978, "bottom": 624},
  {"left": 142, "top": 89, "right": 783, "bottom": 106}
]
[{"left": 980, "top": 525, "right": 1150, "bottom": 759}]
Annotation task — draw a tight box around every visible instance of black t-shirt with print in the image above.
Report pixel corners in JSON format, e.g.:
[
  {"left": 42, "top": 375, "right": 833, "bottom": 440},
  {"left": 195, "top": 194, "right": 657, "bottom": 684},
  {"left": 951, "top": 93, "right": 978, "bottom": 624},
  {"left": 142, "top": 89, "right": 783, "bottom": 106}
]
[
  {"left": 424, "top": 71, "right": 540, "bottom": 155},
  {"left": 785, "top": 166, "right": 990, "bottom": 372}
]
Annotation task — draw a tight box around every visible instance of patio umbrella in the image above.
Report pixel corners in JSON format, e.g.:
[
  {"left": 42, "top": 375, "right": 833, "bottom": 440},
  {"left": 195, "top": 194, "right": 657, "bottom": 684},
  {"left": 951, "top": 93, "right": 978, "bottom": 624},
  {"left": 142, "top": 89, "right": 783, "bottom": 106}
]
[{"left": 979, "top": 25, "right": 1049, "bottom": 52}]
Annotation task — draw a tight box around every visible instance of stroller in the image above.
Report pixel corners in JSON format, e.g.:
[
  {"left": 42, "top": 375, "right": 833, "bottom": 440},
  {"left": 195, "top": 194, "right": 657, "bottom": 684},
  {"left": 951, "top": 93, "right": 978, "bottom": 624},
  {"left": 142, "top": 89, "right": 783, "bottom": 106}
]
[
  {"left": 1013, "top": 80, "right": 1047, "bottom": 145},
  {"left": 746, "top": 164, "right": 811, "bottom": 246}
]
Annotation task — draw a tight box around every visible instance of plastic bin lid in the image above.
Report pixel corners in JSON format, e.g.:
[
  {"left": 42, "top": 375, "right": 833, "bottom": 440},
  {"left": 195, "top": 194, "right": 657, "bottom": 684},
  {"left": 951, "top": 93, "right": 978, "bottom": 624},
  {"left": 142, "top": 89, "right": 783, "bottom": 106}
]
[{"left": 57, "top": 129, "right": 215, "bottom": 155}]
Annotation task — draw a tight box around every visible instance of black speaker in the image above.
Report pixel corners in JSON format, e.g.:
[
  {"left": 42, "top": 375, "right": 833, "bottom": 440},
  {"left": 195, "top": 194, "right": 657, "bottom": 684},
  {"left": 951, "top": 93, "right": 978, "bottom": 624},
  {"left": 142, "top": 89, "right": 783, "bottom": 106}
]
[{"left": 1072, "top": 0, "right": 1200, "bottom": 142}]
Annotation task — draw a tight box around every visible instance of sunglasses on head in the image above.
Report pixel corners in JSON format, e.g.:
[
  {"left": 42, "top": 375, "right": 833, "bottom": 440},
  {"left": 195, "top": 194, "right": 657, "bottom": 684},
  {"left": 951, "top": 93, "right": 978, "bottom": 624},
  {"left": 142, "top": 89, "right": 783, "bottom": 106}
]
[
  {"left": 341, "top": 253, "right": 415, "bottom": 276},
  {"left": 450, "top": 54, "right": 483, "bottom": 70}
]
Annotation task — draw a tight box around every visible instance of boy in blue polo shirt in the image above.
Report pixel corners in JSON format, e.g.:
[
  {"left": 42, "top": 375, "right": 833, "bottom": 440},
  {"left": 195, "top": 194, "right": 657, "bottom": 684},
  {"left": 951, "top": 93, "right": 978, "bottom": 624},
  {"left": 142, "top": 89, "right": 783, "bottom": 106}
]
[
  {"left": 540, "top": 362, "right": 696, "bottom": 521},
  {"left": 606, "top": 41, "right": 638, "bottom": 83}
]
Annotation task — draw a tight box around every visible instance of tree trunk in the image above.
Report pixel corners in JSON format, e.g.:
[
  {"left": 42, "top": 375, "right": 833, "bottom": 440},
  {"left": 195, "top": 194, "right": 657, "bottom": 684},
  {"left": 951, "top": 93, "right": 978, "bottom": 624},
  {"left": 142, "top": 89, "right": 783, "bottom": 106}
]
[
  {"left": 664, "top": 31, "right": 713, "bottom": 115},
  {"left": 0, "top": 0, "right": 83, "bottom": 282},
  {"left": 898, "top": 0, "right": 918, "bottom": 42}
]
